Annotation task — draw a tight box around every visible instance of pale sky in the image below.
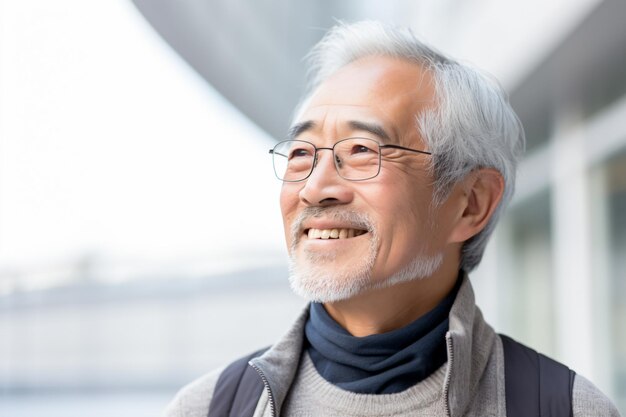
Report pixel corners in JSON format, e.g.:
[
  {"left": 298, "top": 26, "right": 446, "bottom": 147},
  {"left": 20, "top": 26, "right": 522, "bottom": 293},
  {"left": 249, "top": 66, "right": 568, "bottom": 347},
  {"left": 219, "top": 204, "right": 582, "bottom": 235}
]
[{"left": 0, "top": 0, "right": 286, "bottom": 286}]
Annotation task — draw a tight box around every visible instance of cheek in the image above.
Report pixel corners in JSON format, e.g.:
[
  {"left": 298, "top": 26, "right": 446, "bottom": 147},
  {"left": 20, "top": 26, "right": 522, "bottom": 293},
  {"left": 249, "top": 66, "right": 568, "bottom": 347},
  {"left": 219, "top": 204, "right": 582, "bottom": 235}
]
[
  {"left": 368, "top": 178, "right": 434, "bottom": 245},
  {"left": 279, "top": 182, "right": 299, "bottom": 211},
  {"left": 372, "top": 172, "right": 431, "bottom": 219},
  {"left": 395, "top": 175, "right": 435, "bottom": 224}
]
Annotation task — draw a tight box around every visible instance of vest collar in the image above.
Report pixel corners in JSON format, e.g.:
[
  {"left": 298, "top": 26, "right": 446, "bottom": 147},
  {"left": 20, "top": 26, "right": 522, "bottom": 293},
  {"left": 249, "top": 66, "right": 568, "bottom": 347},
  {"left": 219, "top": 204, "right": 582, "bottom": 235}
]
[
  {"left": 443, "top": 273, "right": 496, "bottom": 417},
  {"left": 250, "top": 272, "right": 496, "bottom": 417}
]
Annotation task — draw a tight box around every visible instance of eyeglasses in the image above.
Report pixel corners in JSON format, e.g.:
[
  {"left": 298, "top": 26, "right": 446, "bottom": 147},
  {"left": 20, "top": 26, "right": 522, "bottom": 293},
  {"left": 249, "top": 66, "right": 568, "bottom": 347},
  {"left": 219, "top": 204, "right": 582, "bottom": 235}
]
[{"left": 269, "top": 138, "right": 432, "bottom": 182}]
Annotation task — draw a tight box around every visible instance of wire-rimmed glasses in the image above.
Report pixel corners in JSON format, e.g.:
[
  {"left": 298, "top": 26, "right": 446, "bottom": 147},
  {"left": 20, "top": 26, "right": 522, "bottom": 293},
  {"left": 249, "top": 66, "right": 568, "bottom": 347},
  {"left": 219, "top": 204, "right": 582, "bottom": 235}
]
[{"left": 269, "top": 137, "right": 432, "bottom": 182}]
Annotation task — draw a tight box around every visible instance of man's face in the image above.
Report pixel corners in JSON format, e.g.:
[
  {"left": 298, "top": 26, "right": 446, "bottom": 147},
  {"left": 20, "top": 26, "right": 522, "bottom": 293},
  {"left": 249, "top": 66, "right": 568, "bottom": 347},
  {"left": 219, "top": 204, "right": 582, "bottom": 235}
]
[{"left": 281, "top": 56, "right": 456, "bottom": 302}]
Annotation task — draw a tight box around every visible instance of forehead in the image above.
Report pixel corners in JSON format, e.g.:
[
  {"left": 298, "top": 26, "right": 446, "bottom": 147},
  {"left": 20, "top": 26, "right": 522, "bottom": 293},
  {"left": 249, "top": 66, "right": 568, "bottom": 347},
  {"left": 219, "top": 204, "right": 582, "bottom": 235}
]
[{"left": 295, "top": 56, "right": 436, "bottom": 143}]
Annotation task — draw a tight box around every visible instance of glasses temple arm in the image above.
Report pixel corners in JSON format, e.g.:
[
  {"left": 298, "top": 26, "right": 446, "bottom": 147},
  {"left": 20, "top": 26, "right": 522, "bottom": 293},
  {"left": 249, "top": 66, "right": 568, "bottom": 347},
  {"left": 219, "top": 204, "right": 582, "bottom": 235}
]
[
  {"left": 380, "top": 144, "right": 432, "bottom": 155},
  {"left": 269, "top": 149, "right": 289, "bottom": 158}
]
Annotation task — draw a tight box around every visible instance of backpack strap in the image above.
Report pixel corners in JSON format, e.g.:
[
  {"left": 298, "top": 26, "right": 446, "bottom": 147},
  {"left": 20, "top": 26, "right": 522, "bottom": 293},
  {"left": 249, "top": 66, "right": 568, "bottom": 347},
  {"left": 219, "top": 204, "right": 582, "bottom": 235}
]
[
  {"left": 500, "top": 334, "right": 576, "bottom": 417},
  {"left": 208, "top": 336, "right": 576, "bottom": 417},
  {"left": 207, "top": 347, "right": 269, "bottom": 417}
]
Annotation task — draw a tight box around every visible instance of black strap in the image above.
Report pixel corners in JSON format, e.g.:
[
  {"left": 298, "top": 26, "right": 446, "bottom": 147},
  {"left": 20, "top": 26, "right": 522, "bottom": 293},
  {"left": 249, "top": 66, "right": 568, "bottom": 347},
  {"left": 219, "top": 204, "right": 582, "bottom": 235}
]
[
  {"left": 501, "top": 334, "right": 575, "bottom": 417},
  {"left": 207, "top": 347, "right": 268, "bottom": 417}
]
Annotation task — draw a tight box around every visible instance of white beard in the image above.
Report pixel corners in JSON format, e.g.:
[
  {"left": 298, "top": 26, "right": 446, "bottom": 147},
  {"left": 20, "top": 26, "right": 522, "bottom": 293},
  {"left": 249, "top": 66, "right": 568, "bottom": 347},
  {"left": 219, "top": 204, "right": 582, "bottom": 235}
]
[
  {"left": 288, "top": 248, "right": 443, "bottom": 303},
  {"left": 287, "top": 208, "right": 443, "bottom": 303},
  {"left": 288, "top": 237, "right": 377, "bottom": 303}
]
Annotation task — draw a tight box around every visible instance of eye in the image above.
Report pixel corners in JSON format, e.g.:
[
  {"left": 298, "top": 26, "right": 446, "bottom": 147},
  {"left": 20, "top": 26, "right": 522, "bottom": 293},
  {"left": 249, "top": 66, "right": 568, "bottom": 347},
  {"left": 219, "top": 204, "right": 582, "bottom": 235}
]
[
  {"left": 289, "top": 147, "right": 313, "bottom": 159},
  {"left": 351, "top": 144, "right": 375, "bottom": 154}
]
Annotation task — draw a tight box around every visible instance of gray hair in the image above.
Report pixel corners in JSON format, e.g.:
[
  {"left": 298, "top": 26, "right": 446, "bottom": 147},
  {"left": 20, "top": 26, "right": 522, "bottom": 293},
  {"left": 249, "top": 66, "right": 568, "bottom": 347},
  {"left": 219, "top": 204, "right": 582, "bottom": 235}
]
[{"left": 297, "top": 21, "right": 525, "bottom": 271}]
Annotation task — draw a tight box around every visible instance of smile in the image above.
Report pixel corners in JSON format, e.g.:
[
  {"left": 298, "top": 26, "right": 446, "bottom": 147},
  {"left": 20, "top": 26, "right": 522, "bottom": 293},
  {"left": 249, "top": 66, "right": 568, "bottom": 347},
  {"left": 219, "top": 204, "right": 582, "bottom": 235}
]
[{"left": 306, "top": 228, "right": 367, "bottom": 240}]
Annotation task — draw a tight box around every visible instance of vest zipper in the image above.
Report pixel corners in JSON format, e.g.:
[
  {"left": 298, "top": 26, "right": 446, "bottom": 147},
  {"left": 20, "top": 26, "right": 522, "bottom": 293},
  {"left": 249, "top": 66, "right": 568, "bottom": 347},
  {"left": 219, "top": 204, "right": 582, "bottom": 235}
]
[
  {"left": 444, "top": 333, "right": 454, "bottom": 417},
  {"left": 249, "top": 362, "right": 277, "bottom": 417}
]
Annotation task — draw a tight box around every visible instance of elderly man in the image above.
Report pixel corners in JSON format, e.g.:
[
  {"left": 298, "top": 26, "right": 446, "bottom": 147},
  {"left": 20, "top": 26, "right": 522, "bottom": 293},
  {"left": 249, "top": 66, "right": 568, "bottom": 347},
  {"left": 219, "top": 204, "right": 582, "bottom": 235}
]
[{"left": 165, "top": 21, "right": 619, "bottom": 416}]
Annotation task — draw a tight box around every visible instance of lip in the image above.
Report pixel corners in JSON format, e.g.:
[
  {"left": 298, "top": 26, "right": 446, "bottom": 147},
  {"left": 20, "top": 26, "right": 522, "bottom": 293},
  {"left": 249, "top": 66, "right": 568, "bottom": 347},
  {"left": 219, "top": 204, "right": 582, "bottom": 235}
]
[
  {"left": 302, "top": 230, "right": 370, "bottom": 244},
  {"left": 303, "top": 220, "right": 363, "bottom": 230},
  {"left": 301, "top": 226, "right": 370, "bottom": 243},
  {"left": 293, "top": 212, "right": 372, "bottom": 246},
  {"left": 301, "top": 218, "right": 369, "bottom": 232}
]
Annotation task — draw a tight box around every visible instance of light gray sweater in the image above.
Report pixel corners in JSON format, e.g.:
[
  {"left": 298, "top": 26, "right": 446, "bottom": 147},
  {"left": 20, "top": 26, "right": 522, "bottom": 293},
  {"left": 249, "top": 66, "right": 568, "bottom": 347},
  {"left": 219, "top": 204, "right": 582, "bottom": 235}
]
[{"left": 164, "top": 276, "right": 621, "bottom": 417}]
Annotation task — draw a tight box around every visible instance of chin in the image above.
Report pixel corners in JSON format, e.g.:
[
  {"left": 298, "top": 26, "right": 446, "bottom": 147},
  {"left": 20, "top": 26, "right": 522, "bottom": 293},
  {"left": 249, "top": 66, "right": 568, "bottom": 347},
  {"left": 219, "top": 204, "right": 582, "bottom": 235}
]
[
  {"left": 287, "top": 251, "right": 444, "bottom": 303},
  {"left": 287, "top": 256, "right": 374, "bottom": 303}
]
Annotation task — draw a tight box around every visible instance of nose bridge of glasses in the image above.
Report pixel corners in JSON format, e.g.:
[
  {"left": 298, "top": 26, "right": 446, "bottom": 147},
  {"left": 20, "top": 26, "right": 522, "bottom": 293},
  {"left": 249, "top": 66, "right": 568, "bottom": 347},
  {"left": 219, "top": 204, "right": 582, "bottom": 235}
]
[{"left": 313, "top": 146, "right": 339, "bottom": 170}]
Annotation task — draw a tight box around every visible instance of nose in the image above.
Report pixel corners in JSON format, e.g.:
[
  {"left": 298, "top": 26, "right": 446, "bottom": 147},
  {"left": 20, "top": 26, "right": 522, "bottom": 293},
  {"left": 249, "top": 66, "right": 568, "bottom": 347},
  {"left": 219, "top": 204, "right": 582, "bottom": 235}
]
[{"left": 299, "top": 149, "right": 354, "bottom": 206}]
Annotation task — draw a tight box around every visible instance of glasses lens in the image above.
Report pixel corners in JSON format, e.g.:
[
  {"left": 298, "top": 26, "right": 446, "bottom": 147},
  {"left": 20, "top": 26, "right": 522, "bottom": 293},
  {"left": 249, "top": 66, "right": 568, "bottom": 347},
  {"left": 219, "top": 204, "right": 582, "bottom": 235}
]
[
  {"left": 272, "top": 140, "right": 315, "bottom": 181},
  {"left": 334, "top": 138, "right": 381, "bottom": 180}
]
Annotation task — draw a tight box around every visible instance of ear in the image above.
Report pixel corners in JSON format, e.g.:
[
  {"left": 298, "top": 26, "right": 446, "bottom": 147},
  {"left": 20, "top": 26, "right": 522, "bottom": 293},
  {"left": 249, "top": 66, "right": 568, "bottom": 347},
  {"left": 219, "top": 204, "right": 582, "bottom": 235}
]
[{"left": 447, "top": 168, "right": 504, "bottom": 243}]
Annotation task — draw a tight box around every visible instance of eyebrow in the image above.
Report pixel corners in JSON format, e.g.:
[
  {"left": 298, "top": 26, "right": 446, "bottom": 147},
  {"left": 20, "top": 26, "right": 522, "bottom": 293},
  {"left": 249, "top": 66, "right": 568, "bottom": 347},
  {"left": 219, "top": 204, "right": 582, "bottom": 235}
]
[
  {"left": 287, "top": 121, "right": 315, "bottom": 140},
  {"left": 286, "top": 120, "right": 393, "bottom": 142},
  {"left": 347, "top": 120, "right": 392, "bottom": 142}
]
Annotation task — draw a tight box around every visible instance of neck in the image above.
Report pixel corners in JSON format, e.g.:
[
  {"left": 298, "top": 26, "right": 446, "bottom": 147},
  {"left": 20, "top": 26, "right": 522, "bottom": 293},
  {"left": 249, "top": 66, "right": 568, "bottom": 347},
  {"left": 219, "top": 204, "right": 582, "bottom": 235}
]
[{"left": 324, "top": 260, "right": 460, "bottom": 337}]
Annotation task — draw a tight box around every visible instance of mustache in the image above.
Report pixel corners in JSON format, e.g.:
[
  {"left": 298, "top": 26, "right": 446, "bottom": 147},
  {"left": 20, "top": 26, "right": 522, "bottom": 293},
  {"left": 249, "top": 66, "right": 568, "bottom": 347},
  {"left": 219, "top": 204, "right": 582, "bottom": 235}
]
[{"left": 290, "top": 207, "right": 375, "bottom": 245}]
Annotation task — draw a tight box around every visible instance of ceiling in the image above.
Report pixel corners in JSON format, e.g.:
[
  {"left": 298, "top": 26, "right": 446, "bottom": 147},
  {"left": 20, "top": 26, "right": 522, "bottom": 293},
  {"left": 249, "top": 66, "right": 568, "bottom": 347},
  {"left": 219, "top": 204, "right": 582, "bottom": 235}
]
[
  {"left": 509, "top": 0, "right": 626, "bottom": 149},
  {"left": 131, "top": 0, "right": 626, "bottom": 148},
  {"left": 130, "top": 0, "right": 366, "bottom": 140}
]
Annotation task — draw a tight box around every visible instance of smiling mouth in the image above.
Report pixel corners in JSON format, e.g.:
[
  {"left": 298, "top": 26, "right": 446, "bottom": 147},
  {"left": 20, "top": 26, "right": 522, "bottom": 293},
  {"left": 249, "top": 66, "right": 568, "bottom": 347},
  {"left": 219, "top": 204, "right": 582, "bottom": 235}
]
[{"left": 305, "top": 228, "right": 368, "bottom": 240}]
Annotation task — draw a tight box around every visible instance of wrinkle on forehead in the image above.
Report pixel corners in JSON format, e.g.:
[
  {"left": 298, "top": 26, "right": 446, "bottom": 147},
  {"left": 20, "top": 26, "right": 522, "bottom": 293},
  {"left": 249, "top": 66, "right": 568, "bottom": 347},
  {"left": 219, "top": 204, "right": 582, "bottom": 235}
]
[
  {"left": 294, "top": 56, "right": 436, "bottom": 148},
  {"left": 294, "top": 106, "right": 397, "bottom": 145},
  {"left": 289, "top": 117, "right": 395, "bottom": 144}
]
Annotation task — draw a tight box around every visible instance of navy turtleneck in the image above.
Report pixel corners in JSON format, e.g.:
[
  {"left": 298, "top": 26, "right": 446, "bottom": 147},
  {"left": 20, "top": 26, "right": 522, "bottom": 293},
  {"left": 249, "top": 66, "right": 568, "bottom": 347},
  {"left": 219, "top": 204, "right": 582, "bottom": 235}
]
[{"left": 304, "top": 278, "right": 461, "bottom": 394}]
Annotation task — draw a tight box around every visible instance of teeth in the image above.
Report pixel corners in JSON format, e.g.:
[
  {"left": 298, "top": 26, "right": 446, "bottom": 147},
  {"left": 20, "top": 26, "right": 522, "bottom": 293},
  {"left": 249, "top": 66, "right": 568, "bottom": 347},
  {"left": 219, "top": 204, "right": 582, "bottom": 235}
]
[{"left": 306, "top": 228, "right": 366, "bottom": 240}]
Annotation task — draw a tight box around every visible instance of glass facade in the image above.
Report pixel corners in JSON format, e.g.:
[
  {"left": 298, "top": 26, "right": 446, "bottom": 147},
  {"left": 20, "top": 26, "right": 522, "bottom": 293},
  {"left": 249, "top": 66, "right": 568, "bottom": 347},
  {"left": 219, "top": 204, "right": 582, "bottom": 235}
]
[
  {"left": 498, "top": 192, "right": 556, "bottom": 356},
  {"left": 608, "top": 152, "right": 626, "bottom": 411}
]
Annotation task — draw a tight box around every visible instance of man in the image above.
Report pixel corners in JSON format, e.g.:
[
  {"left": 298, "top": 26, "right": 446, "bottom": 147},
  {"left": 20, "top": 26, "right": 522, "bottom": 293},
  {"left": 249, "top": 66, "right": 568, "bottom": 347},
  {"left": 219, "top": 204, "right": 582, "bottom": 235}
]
[{"left": 165, "top": 21, "right": 619, "bottom": 416}]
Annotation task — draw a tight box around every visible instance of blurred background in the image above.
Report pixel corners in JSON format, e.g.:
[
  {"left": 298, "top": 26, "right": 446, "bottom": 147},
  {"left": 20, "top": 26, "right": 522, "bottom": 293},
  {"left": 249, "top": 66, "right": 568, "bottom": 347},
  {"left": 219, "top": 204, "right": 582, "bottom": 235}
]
[{"left": 0, "top": 0, "right": 624, "bottom": 415}]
